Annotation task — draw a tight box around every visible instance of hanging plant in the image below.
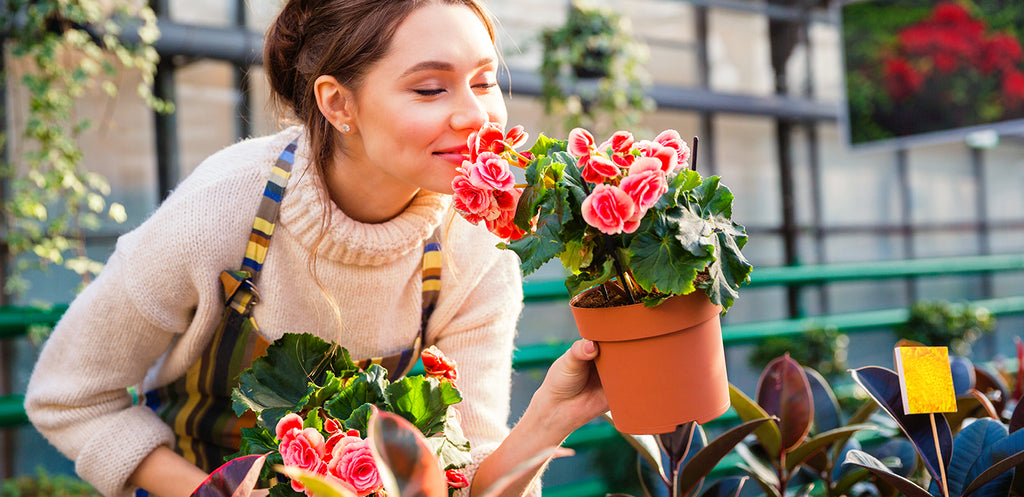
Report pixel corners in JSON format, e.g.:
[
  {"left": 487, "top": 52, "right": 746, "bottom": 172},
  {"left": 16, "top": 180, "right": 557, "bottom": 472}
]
[
  {"left": 1, "top": 0, "right": 172, "bottom": 297},
  {"left": 539, "top": 0, "right": 654, "bottom": 136}
]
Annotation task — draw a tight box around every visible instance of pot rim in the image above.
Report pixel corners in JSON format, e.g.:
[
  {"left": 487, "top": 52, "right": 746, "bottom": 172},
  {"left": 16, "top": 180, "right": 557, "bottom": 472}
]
[{"left": 570, "top": 288, "right": 723, "bottom": 342}]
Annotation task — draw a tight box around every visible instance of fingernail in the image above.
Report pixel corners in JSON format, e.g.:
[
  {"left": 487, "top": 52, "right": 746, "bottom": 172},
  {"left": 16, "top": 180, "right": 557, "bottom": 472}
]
[{"left": 583, "top": 340, "right": 597, "bottom": 355}]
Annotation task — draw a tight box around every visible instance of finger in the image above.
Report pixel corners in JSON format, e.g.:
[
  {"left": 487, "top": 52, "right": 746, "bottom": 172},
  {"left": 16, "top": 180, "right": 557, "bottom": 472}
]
[{"left": 569, "top": 339, "right": 598, "bottom": 361}]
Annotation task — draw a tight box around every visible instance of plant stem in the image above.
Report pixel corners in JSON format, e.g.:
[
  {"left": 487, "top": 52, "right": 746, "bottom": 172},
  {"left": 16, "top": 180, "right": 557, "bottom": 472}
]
[
  {"left": 690, "top": 136, "right": 699, "bottom": 172},
  {"left": 603, "top": 235, "right": 635, "bottom": 304}
]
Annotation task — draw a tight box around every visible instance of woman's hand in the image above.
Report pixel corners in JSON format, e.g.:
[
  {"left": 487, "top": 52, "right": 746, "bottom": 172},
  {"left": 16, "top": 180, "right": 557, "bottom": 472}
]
[{"left": 532, "top": 339, "right": 609, "bottom": 435}]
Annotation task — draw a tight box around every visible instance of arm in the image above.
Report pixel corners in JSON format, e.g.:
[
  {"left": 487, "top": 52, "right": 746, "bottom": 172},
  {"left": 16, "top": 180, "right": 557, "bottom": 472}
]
[
  {"left": 470, "top": 339, "right": 608, "bottom": 497},
  {"left": 129, "top": 447, "right": 209, "bottom": 497}
]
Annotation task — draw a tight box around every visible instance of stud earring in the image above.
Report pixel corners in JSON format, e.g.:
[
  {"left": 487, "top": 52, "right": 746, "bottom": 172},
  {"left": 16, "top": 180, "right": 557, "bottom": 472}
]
[{"left": 341, "top": 123, "right": 351, "bottom": 133}]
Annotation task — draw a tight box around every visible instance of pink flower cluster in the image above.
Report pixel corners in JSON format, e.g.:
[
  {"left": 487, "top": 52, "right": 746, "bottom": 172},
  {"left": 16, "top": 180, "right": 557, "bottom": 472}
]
[
  {"left": 452, "top": 123, "right": 528, "bottom": 241},
  {"left": 570, "top": 128, "right": 690, "bottom": 235},
  {"left": 276, "top": 413, "right": 383, "bottom": 497}
]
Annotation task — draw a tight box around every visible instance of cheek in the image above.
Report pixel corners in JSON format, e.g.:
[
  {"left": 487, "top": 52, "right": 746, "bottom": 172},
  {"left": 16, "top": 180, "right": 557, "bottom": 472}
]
[{"left": 485, "top": 94, "right": 508, "bottom": 128}]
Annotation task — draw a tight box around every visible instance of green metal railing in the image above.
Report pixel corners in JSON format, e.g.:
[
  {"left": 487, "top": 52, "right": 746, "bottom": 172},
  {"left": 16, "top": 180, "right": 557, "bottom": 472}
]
[{"left": 2, "top": 253, "right": 1024, "bottom": 495}]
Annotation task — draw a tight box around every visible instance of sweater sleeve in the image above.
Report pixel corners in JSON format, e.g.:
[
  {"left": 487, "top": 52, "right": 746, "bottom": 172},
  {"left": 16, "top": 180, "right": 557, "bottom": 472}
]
[
  {"left": 24, "top": 134, "right": 277, "bottom": 497},
  {"left": 425, "top": 221, "right": 535, "bottom": 496}
]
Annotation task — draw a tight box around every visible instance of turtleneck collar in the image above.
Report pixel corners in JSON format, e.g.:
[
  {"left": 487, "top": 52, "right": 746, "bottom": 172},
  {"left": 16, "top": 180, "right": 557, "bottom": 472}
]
[{"left": 277, "top": 130, "right": 449, "bottom": 266}]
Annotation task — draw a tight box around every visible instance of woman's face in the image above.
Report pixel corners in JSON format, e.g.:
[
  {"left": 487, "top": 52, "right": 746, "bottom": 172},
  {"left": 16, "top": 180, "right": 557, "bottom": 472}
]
[{"left": 344, "top": 3, "right": 507, "bottom": 197}]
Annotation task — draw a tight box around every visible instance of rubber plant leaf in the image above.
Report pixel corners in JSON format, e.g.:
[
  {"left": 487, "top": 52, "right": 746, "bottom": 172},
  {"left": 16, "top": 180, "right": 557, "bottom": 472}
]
[
  {"left": 695, "top": 475, "right": 748, "bottom": 497},
  {"left": 676, "top": 418, "right": 772, "bottom": 497},
  {"left": 728, "top": 383, "right": 781, "bottom": 457},
  {"left": 605, "top": 412, "right": 668, "bottom": 486},
  {"left": 733, "top": 444, "right": 781, "bottom": 497},
  {"left": 841, "top": 449, "right": 931, "bottom": 497},
  {"left": 191, "top": 454, "right": 267, "bottom": 497},
  {"left": 805, "top": 366, "right": 841, "bottom": 434},
  {"left": 941, "top": 417, "right": 1012, "bottom": 497},
  {"left": 658, "top": 421, "right": 702, "bottom": 482},
  {"left": 385, "top": 375, "right": 461, "bottom": 437},
  {"left": 950, "top": 356, "right": 976, "bottom": 397},
  {"left": 232, "top": 333, "right": 358, "bottom": 428},
  {"left": 1009, "top": 395, "right": 1024, "bottom": 434},
  {"left": 784, "top": 424, "right": 876, "bottom": 474},
  {"left": 973, "top": 365, "right": 1009, "bottom": 419},
  {"left": 367, "top": 407, "right": 448, "bottom": 497},
  {"left": 756, "top": 354, "right": 813, "bottom": 455},
  {"left": 274, "top": 466, "right": 358, "bottom": 497},
  {"left": 850, "top": 365, "right": 952, "bottom": 486}
]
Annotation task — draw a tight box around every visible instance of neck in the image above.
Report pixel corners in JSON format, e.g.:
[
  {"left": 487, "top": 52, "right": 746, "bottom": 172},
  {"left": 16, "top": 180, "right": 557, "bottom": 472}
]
[{"left": 324, "top": 152, "right": 419, "bottom": 224}]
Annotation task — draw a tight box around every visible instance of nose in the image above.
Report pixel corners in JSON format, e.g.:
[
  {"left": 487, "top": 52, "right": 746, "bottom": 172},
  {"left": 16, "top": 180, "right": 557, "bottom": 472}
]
[{"left": 450, "top": 86, "right": 489, "bottom": 132}]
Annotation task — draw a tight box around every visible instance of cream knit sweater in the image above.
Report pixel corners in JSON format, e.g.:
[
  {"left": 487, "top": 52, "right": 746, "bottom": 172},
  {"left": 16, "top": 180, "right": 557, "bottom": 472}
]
[{"left": 25, "top": 127, "right": 524, "bottom": 497}]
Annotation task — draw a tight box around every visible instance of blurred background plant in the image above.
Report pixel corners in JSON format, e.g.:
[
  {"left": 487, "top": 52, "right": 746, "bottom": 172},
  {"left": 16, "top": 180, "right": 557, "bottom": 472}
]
[
  {"left": 1, "top": 0, "right": 171, "bottom": 299},
  {"left": 748, "top": 326, "right": 850, "bottom": 380},
  {"left": 895, "top": 300, "right": 996, "bottom": 357},
  {"left": 538, "top": 0, "right": 654, "bottom": 136},
  {"left": 0, "top": 469, "right": 100, "bottom": 497}
]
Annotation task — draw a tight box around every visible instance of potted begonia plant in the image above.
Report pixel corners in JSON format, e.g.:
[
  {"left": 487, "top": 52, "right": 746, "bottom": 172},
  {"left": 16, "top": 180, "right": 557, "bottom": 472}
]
[{"left": 452, "top": 123, "right": 753, "bottom": 435}]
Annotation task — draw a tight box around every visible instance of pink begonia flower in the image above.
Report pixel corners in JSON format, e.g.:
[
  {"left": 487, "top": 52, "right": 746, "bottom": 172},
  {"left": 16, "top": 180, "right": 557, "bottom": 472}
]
[
  {"left": 580, "top": 154, "right": 620, "bottom": 184},
  {"left": 324, "top": 428, "right": 361, "bottom": 461},
  {"left": 276, "top": 413, "right": 304, "bottom": 440},
  {"left": 468, "top": 122, "right": 506, "bottom": 161},
  {"left": 467, "top": 152, "right": 515, "bottom": 191},
  {"left": 581, "top": 184, "right": 638, "bottom": 235},
  {"left": 278, "top": 425, "right": 328, "bottom": 494},
  {"left": 486, "top": 204, "right": 526, "bottom": 241},
  {"left": 324, "top": 417, "right": 343, "bottom": 434},
  {"left": 452, "top": 175, "right": 496, "bottom": 224},
  {"left": 504, "top": 125, "right": 529, "bottom": 149},
  {"left": 598, "top": 131, "right": 635, "bottom": 155},
  {"left": 654, "top": 129, "right": 691, "bottom": 170},
  {"left": 327, "top": 437, "right": 383, "bottom": 497},
  {"left": 621, "top": 158, "right": 668, "bottom": 213},
  {"left": 567, "top": 128, "right": 596, "bottom": 157},
  {"left": 636, "top": 140, "right": 678, "bottom": 173}
]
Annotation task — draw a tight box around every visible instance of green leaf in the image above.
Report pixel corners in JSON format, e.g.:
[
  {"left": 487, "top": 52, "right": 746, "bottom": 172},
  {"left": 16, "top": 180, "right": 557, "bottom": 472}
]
[
  {"left": 232, "top": 333, "right": 359, "bottom": 428},
  {"left": 841, "top": 450, "right": 931, "bottom": 497},
  {"left": 629, "top": 207, "right": 713, "bottom": 297},
  {"left": 386, "top": 376, "right": 462, "bottom": 436},
  {"left": 687, "top": 177, "right": 752, "bottom": 312},
  {"left": 342, "top": 403, "right": 374, "bottom": 436},
  {"left": 323, "top": 365, "right": 389, "bottom": 422},
  {"left": 785, "top": 424, "right": 876, "bottom": 473},
  {"left": 728, "top": 383, "right": 781, "bottom": 458},
  {"left": 527, "top": 133, "right": 565, "bottom": 158},
  {"left": 275, "top": 466, "right": 359, "bottom": 497},
  {"left": 422, "top": 408, "right": 473, "bottom": 469}
]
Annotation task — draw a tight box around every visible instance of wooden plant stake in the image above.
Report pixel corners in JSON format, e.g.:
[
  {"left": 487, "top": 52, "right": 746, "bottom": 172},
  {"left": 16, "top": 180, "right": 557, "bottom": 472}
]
[{"left": 894, "top": 346, "right": 957, "bottom": 497}]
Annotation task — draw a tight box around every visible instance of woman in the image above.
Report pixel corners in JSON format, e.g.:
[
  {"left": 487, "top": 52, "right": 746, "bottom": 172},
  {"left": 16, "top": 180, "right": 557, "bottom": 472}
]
[{"left": 24, "top": 1, "right": 608, "bottom": 496}]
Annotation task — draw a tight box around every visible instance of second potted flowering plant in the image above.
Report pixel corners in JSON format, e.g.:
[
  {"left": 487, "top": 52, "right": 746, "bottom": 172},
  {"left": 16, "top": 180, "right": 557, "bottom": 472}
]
[{"left": 452, "top": 123, "right": 753, "bottom": 435}]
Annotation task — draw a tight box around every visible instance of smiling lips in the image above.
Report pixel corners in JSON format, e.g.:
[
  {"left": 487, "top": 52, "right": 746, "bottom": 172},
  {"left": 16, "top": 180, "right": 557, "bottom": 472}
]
[{"left": 434, "top": 148, "right": 470, "bottom": 166}]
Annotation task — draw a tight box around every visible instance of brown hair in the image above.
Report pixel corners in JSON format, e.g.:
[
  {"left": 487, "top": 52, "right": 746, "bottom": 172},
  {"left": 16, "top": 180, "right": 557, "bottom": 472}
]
[{"left": 264, "top": 0, "right": 496, "bottom": 174}]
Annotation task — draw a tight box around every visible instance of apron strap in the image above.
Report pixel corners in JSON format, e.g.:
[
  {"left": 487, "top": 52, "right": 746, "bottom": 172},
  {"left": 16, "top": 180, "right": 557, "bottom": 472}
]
[{"left": 239, "top": 139, "right": 298, "bottom": 280}]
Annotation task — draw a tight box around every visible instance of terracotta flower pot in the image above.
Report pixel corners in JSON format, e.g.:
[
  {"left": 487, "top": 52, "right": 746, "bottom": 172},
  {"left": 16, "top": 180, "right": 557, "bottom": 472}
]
[{"left": 570, "top": 288, "right": 731, "bottom": 434}]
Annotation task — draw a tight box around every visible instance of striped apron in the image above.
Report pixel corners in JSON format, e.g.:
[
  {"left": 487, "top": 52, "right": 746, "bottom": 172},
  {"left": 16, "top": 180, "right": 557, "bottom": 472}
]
[{"left": 143, "top": 139, "right": 443, "bottom": 473}]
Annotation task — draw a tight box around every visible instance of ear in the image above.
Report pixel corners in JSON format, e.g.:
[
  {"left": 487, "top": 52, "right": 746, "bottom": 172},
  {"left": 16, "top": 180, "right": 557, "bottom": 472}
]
[{"left": 313, "top": 75, "right": 356, "bottom": 134}]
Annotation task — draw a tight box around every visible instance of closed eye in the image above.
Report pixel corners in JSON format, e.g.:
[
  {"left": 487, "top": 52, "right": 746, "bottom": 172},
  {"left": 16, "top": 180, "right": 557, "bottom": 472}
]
[{"left": 414, "top": 88, "right": 446, "bottom": 96}]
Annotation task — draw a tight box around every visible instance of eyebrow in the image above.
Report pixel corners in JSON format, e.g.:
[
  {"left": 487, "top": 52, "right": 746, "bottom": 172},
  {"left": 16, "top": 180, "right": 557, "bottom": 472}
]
[{"left": 400, "top": 57, "right": 496, "bottom": 78}]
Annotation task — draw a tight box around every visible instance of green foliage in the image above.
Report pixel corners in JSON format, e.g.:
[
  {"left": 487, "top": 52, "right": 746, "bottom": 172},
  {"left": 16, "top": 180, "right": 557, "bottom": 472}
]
[
  {"left": 538, "top": 1, "right": 654, "bottom": 136},
  {"left": 0, "top": 469, "right": 101, "bottom": 497},
  {"left": 748, "top": 327, "right": 850, "bottom": 379},
  {"left": 231, "top": 334, "right": 469, "bottom": 496},
  {"left": 1, "top": 0, "right": 171, "bottom": 297},
  {"left": 896, "top": 300, "right": 996, "bottom": 356}
]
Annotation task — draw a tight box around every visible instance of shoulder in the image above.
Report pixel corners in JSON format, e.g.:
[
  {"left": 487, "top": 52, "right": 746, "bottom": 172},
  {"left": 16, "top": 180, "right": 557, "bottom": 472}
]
[{"left": 115, "top": 127, "right": 303, "bottom": 275}]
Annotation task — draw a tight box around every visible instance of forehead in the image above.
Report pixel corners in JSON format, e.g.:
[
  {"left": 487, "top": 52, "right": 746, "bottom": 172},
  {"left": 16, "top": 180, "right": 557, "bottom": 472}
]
[{"left": 380, "top": 3, "right": 496, "bottom": 73}]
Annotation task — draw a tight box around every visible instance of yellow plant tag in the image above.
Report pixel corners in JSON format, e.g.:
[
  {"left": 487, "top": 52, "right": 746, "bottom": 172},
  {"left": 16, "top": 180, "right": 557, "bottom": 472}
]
[{"left": 894, "top": 346, "right": 957, "bottom": 414}]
